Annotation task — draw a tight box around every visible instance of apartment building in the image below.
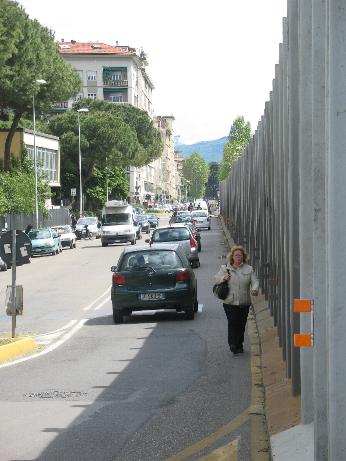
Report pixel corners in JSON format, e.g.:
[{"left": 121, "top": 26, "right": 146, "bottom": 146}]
[
  {"left": 56, "top": 40, "right": 170, "bottom": 203},
  {"left": 154, "top": 116, "right": 180, "bottom": 203}
]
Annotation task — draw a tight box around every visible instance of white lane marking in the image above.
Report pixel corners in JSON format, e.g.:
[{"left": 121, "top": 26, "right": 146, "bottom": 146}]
[
  {"left": 35, "top": 320, "right": 78, "bottom": 337},
  {"left": 198, "top": 304, "right": 204, "bottom": 312},
  {"left": 83, "top": 286, "right": 111, "bottom": 311},
  {"left": 94, "top": 296, "right": 111, "bottom": 311},
  {"left": 0, "top": 319, "right": 87, "bottom": 369}
]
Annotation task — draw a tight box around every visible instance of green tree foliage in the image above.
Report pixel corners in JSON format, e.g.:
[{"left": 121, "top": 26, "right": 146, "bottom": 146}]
[
  {"left": 0, "top": 155, "right": 50, "bottom": 215},
  {"left": 46, "top": 100, "right": 163, "bottom": 205},
  {"left": 86, "top": 166, "right": 129, "bottom": 209},
  {"left": 205, "top": 162, "right": 220, "bottom": 199},
  {"left": 182, "top": 152, "right": 209, "bottom": 200},
  {"left": 0, "top": 0, "right": 80, "bottom": 170},
  {"left": 73, "top": 99, "right": 163, "bottom": 166},
  {"left": 218, "top": 116, "right": 251, "bottom": 180}
]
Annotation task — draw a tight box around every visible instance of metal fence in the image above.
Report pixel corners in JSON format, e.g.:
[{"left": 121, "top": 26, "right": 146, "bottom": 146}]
[
  {"left": 220, "top": 1, "right": 346, "bottom": 459},
  {"left": 5, "top": 208, "right": 71, "bottom": 231}
]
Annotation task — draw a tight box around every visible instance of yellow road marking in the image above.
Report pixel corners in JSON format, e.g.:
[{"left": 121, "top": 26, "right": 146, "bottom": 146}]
[
  {"left": 165, "top": 409, "right": 248, "bottom": 461},
  {"left": 197, "top": 437, "right": 239, "bottom": 461}
]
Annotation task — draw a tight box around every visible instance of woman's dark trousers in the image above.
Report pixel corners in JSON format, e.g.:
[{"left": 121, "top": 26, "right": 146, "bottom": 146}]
[{"left": 223, "top": 304, "right": 250, "bottom": 350}]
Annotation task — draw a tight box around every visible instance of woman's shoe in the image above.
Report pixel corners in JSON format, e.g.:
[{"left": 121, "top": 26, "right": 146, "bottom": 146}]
[{"left": 230, "top": 344, "right": 236, "bottom": 353}]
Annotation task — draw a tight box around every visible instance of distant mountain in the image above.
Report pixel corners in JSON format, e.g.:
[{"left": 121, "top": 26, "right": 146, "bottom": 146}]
[{"left": 176, "top": 136, "right": 228, "bottom": 164}]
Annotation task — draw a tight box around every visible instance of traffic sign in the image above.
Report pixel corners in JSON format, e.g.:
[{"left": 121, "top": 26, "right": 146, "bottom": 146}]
[{"left": 0, "top": 230, "right": 32, "bottom": 266}]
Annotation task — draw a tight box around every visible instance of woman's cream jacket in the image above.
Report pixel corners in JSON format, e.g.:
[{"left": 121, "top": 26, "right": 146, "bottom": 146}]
[{"left": 213, "top": 263, "right": 259, "bottom": 306}]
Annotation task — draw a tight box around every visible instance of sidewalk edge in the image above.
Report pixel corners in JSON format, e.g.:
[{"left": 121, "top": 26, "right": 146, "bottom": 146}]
[{"left": 0, "top": 337, "right": 37, "bottom": 364}]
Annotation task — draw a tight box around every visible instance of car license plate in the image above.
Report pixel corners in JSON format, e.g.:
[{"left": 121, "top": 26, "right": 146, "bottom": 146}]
[{"left": 139, "top": 293, "right": 165, "bottom": 301}]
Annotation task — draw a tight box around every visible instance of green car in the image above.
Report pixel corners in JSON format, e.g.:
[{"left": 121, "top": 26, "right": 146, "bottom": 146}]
[{"left": 111, "top": 243, "right": 198, "bottom": 323}]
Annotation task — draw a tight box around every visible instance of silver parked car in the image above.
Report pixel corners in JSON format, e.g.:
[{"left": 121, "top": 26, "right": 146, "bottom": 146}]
[
  {"left": 191, "top": 210, "right": 211, "bottom": 230},
  {"left": 146, "top": 225, "right": 200, "bottom": 268}
]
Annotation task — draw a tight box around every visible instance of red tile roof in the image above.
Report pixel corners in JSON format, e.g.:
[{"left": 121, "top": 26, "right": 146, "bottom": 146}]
[{"left": 57, "top": 41, "right": 136, "bottom": 55}]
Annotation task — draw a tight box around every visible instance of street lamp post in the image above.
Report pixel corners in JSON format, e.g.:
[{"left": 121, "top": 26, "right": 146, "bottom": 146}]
[
  {"left": 77, "top": 108, "right": 89, "bottom": 216},
  {"left": 33, "top": 79, "right": 46, "bottom": 228}
]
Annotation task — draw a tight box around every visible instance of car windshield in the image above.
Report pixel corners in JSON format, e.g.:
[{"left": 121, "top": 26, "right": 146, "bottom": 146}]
[
  {"left": 120, "top": 250, "right": 181, "bottom": 270},
  {"left": 152, "top": 228, "right": 190, "bottom": 242},
  {"left": 29, "top": 230, "right": 51, "bottom": 239},
  {"left": 102, "top": 213, "right": 131, "bottom": 225},
  {"left": 54, "top": 226, "right": 71, "bottom": 235},
  {"left": 77, "top": 217, "right": 97, "bottom": 225},
  {"left": 192, "top": 211, "right": 208, "bottom": 217}
]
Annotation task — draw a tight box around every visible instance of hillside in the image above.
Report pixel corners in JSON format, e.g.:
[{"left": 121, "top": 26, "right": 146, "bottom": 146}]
[{"left": 176, "top": 136, "right": 228, "bottom": 163}]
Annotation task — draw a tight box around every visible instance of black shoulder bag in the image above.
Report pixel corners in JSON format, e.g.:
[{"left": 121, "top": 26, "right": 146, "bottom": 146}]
[{"left": 212, "top": 269, "right": 230, "bottom": 300}]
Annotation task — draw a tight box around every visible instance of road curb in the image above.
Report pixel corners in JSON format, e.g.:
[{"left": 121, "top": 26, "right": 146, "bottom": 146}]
[{"left": 0, "top": 337, "right": 37, "bottom": 364}]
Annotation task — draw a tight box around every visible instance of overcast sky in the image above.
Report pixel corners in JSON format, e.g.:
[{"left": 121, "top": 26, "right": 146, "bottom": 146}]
[{"left": 18, "top": 0, "right": 287, "bottom": 144}]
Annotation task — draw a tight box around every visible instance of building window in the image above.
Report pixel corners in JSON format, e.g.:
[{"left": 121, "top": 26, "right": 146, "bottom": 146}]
[
  {"left": 111, "top": 73, "right": 122, "bottom": 81},
  {"left": 110, "top": 94, "right": 123, "bottom": 103},
  {"left": 87, "top": 71, "right": 97, "bottom": 81},
  {"left": 87, "top": 93, "right": 97, "bottom": 99},
  {"left": 26, "top": 146, "right": 58, "bottom": 182}
]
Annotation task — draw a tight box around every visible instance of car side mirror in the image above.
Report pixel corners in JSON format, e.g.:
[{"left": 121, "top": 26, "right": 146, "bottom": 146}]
[
  {"left": 53, "top": 232, "right": 58, "bottom": 238},
  {"left": 111, "top": 265, "right": 117, "bottom": 272}
]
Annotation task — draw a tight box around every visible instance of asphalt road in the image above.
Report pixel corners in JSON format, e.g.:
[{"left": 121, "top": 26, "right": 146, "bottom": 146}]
[{"left": 0, "top": 217, "right": 253, "bottom": 461}]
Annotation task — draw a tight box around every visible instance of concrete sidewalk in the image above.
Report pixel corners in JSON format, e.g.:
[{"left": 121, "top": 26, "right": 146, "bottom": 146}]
[{"left": 219, "top": 217, "right": 313, "bottom": 460}]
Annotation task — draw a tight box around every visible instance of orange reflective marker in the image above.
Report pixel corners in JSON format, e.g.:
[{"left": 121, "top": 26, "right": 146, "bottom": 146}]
[
  {"left": 294, "top": 299, "right": 313, "bottom": 313},
  {"left": 294, "top": 333, "right": 313, "bottom": 348}
]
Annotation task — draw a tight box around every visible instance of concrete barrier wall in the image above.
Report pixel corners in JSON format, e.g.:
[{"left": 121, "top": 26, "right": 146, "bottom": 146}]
[{"left": 220, "top": 1, "right": 346, "bottom": 458}]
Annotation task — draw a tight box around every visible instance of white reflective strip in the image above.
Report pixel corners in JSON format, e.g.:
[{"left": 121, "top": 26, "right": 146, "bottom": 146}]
[
  {"left": 83, "top": 286, "right": 111, "bottom": 311},
  {"left": 94, "top": 297, "right": 111, "bottom": 311}
]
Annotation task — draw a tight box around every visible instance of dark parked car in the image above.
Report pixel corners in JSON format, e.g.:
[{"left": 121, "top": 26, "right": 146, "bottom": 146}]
[
  {"left": 147, "top": 214, "right": 160, "bottom": 228},
  {"left": 135, "top": 214, "right": 151, "bottom": 234},
  {"left": 111, "top": 244, "right": 198, "bottom": 323}
]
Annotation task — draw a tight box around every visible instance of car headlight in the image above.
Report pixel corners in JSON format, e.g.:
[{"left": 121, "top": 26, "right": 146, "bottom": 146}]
[
  {"left": 45, "top": 242, "right": 53, "bottom": 248},
  {"left": 124, "top": 228, "right": 132, "bottom": 233}
]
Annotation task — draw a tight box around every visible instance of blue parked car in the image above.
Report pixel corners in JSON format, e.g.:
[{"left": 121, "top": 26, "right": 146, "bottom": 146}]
[
  {"left": 28, "top": 228, "right": 62, "bottom": 256},
  {"left": 147, "top": 214, "right": 160, "bottom": 228}
]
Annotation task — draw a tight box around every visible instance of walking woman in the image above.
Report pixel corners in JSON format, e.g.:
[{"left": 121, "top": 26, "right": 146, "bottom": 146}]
[{"left": 214, "top": 245, "right": 259, "bottom": 354}]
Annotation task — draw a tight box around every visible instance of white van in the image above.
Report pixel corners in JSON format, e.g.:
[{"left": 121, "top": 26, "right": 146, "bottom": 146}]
[
  {"left": 193, "top": 200, "right": 208, "bottom": 211},
  {"left": 101, "top": 200, "right": 136, "bottom": 246}
]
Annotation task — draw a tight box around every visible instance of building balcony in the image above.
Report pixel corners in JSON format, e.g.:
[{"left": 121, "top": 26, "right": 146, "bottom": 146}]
[{"left": 103, "top": 79, "right": 128, "bottom": 88}]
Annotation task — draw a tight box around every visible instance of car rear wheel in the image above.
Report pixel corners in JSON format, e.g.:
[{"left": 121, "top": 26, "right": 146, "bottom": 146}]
[
  {"left": 113, "top": 309, "right": 124, "bottom": 324},
  {"left": 102, "top": 241, "right": 108, "bottom": 247},
  {"left": 131, "top": 238, "right": 136, "bottom": 245},
  {"left": 185, "top": 302, "right": 195, "bottom": 320},
  {"left": 194, "top": 294, "right": 199, "bottom": 313}
]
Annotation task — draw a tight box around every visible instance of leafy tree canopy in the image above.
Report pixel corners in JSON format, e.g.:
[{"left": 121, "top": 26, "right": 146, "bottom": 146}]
[
  {"left": 205, "top": 161, "right": 220, "bottom": 199},
  {"left": 86, "top": 166, "right": 129, "bottom": 210},
  {"left": 0, "top": 155, "right": 50, "bottom": 215},
  {"left": 45, "top": 100, "right": 163, "bottom": 205},
  {"left": 182, "top": 152, "right": 209, "bottom": 200},
  {"left": 0, "top": 0, "right": 80, "bottom": 170},
  {"left": 218, "top": 116, "right": 251, "bottom": 180}
]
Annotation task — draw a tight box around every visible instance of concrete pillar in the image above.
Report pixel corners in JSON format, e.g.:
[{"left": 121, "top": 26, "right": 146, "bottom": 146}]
[
  {"left": 298, "top": 0, "right": 314, "bottom": 424},
  {"left": 312, "top": 0, "right": 328, "bottom": 458},
  {"left": 287, "top": 0, "right": 301, "bottom": 395},
  {"left": 327, "top": 0, "right": 346, "bottom": 458}
]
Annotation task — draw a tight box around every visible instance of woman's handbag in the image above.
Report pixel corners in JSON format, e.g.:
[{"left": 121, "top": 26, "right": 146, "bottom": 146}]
[{"left": 212, "top": 269, "right": 230, "bottom": 300}]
